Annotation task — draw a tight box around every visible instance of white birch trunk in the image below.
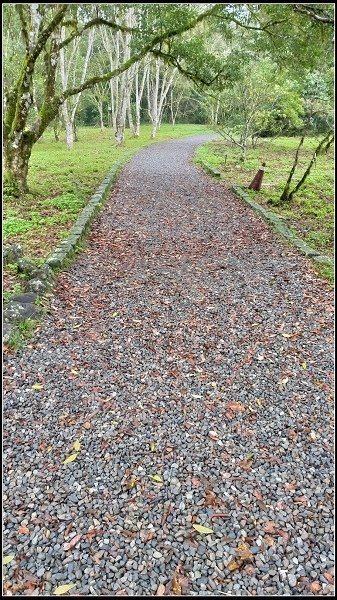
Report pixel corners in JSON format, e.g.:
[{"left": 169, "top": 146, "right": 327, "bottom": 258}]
[
  {"left": 147, "top": 59, "right": 177, "bottom": 138},
  {"left": 134, "top": 61, "right": 149, "bottom": 137}
]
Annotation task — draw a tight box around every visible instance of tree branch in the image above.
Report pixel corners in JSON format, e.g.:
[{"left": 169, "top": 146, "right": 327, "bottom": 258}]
[
  {"left": 293, "top": 4, "right": 334, "bottom": 25},
  {"left": 58, "top": 5, "right": 221, "bottom": 103},
  {"left": 57, "top": 17, "right": 136, "bottom": 50}
]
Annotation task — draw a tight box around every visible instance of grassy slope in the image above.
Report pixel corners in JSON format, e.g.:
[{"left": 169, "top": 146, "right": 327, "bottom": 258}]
[
  {"left": 4, "top": 124, "right": 209, "bottom": 259},
  {"left": 196, "top": 136, "right": 334, "bottom": 266}
]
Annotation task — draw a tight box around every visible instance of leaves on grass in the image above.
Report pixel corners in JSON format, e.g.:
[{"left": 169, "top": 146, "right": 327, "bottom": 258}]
[
  {"left": 150, "top": 440, "right": 155, "bottom": 452},
  {"left": 63, "top": 534, "right": 81, "bottom": 551},
  {"left": 53, "top": 583, "right": 77, "bottom": 595},
  {"left": 73, "top": 440, "right": 81, "bottom": 452},
  {"left": 192, "top": 524, "right": 213, "bottom": 534},
  {"left": 148, "top": 475, "right": 163, "bottom": 483},
  {"left": 32, "top": 384, "right": 43, "bottom": 390},
  {"left": 3, "top": 555, "right": 15, "bottom": 565},
  {"left": 63, "top": 453, "right": 78, "bottom": 465}
]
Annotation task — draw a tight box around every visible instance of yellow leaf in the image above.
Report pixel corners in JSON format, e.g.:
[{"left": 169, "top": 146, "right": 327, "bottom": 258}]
[
  {"left": 63, "top": 453, "right": 78, "bottom": 465},
  {"left": 3, "top": 555, "right": 15, "bottom": 565},
  {"left": 227, "top": 559, "right": 240, "bottom": 571},
  {"left": 53, "top": 583, "right": 77, "bottom": 596},
  {"left": 71, "top": 369, "right": 78, "bottom": 375},
  {"left": 301, "top": 362, "right": 307, "bottom": 369},
  {"left": 150, "top": 440, "right": 155, "bottom": 452},
  {"left": 32, "top": 384, "right": 43, "bottom": 390},
  {"left": 192, "top": 524, "right": 213, "bottom": 534},
  {"left": 111, "top": 420, "right": 118, "bottom": 425},
  {"left": 125, "top": 478, "right": 136, "bottom": 489},
  {"left": 148, "top": 475, "right": 163, "bottom": 483},
  {"left": 47, "top": 446, "right": 53, "bottom": 452},
  {"left": 281, "top": 333, "right": 292, "bottom": 338},
  {"left": 73, "top": 440, "right": 81, "bottom": 452},
  {"left": 112, "top": 312, "right": 119, "bottom": 318}
]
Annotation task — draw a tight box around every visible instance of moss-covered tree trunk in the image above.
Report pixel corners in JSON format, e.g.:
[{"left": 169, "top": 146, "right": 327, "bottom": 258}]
[{"left": 4, "top": 132, "right": 34, "bottom": 194}]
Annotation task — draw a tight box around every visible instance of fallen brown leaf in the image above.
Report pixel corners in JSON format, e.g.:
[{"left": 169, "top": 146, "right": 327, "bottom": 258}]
[
  {"left": 253, "top": 489, "right": 263, "bottom": 501},
  {"left": 191, "top": 478, "right": 201, "bottom": 487},
  {"left": 264, "top": 521, "right": 276, "bottom": 534},
  {"left": 264, "top": 535, "right": 275, "bottom": 547},
  {"left": 227, "top": 401, "right": 245, "bottom": 413},
  {"left": 323, "top": 572, "right": 334, "bottom": 584},
  {"left": 244, "top": 564, "right": 256, "bottom": 576},
  {"left": 204, "top": 490, "right": 217, "bottom": 507},
  {"left": 277, "top": 529, "right": 289, "bottom": 542},
  {"left": 156, "top": 583, "right": 166, "bottom": 596},
  {"left": 285, "top": 482, "right": 297, "bottom": 491},
  {"left": 236, "top": 542, "right": 254, "bottom": 562},
  {"left": 310, "top": 581, "right": 322, "bottom": 594},
  {"left": 83, "top": 421, "right": 91, "bottom": 430},
  {"left": 18, "top": 526, "right": 29, "bottom": 535},
  {"left": 171, "top": 571, "right": 182, "bottom": 595},
  {"left": 227, "top": 559, "right": 241, "bottom": 571},
  {"left": 63, "top": 534, "right": 81, "bottom": 551},
  {"left": 239, "top": 458, "right": 253, "bottom": 471}
]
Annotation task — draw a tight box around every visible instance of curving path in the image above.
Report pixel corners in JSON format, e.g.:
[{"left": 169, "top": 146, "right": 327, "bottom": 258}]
[{"left": 3, "top": 135, "right": 334, "bottom": 596}]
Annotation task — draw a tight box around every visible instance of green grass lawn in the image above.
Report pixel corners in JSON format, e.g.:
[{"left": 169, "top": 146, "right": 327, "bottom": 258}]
[
  {"left": 195, "top": 136, "right": 334, "bottom": 268},
  {"left": 4, "top": 124, "right": 209, "bottom": 259}
]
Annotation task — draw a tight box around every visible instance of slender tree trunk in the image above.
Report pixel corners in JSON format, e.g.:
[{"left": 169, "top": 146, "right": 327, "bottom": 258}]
[
  {"left": 98, "top": 102, "right": 104, "bottom": 130},
  {"left": 280, "top": 136, "right": 305, "bottom": 202},
  {"left": 287, "top": 131, "right": 334, "bottom": 202},
  {"left": 134, "top": 61, "right": 148, "bottom": 137},
  {"left": 73, "top": 121, "right": 79, "bottom": 142}
]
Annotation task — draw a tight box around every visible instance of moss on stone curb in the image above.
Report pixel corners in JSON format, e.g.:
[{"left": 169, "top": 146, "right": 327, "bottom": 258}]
[
  {"left": 46, "top": 161, "right": 123, "bottom": 269},
  {"left": 232, "top": 185, "right": 334, "bottom": 275},
  {"left": 198, "top": 160, "right": 221, "bottom": 178}
]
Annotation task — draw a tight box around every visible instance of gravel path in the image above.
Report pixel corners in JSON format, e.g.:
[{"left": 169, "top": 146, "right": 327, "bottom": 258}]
[{"left": 3, "top": 135, "right": 334, "bottom": 596}]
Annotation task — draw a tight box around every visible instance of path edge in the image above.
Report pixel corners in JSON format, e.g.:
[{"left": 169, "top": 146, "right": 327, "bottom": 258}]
[
  {"left": 231, "top": 185, "right": 334, "bottom": 270},
  {"left": 45, "top": 160, "right": 123, "bottom": 270}
]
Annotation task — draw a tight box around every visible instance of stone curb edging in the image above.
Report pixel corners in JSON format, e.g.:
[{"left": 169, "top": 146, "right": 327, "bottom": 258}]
[
  {"left": 3, "top": 161, "right": 124, "bottom": 345},
  {"left": 231, "top": 185, "right": 334, "bottom": 270},
  {"left": 46, "top": 161, "right": 123, "bottom": 269},
  {"left": 198, "top": 159, "right": 221, "bottom": 178}
]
